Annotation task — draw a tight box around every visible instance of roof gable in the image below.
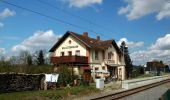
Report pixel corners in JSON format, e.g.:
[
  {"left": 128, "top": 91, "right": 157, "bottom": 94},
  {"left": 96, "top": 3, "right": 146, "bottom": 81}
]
[
  {"left": 49, "top": 31, "right": 122, "bottom": 54},
  {"left": 49, "top": 31, "right": 90, "bottom": 52}
]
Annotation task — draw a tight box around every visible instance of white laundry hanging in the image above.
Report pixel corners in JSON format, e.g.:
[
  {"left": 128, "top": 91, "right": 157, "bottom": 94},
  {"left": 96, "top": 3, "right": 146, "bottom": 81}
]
[{"left": 45, "top": 74, "right": 59, "bottom": 82}]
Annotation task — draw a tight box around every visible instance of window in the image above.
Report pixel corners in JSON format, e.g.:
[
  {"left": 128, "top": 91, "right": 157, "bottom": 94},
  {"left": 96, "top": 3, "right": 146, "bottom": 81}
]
[
  {"left": 68, "top": 51, "right": 72, "bottom": 56},
  {"left": 75, "top": 50, "right": 80, "bottom": 56},
  {"left": 95, "top": 51, "right": 99, "bottom": 60},
  {"left": 60, "top": 52, "right": 64, "bottom": 56},
  {"left": 108, "top": 52, "right": 114, "bottom": 60},
  {"left": 119, "top": 55, "right": 121, "bottom": 62},
  {"left": 119, "top": 68, "right": 122, "bottom": 76},
  {"left": 102, "top": 51, "right": 105, "bottom": 60},
  {"left": 68, "top": 40, "right": 71, "bottom": 44},
  {"left": 95, "top": 67, "right": 99, "bottom": 71},
  {"left": 102, "top": 66, "right": 105, "bottom": 70}
]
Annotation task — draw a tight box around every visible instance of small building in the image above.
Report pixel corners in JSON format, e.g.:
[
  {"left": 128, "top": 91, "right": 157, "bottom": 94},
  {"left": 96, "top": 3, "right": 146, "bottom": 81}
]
[
  {"left": 49, "top": 31, "right": 125, "bottom": 81},
  {"left": 145, "top": 61, "right": 169, "bottom": 74}
]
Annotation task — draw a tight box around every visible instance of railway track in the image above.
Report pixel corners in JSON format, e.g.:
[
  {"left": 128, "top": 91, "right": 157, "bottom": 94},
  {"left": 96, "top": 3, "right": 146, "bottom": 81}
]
[{"left": 91, "top": 78, "right": 170, "bottom": 100}]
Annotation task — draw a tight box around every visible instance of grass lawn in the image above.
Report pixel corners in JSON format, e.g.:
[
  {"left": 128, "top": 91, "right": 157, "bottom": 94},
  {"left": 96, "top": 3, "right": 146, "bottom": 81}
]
[{"left": 0, "top": 85, "right": 99, "bottom": 100}]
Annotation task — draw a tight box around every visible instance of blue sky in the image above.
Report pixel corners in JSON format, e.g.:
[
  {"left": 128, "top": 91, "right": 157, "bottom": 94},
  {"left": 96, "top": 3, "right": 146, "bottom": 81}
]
[{"left": 0, "top": 0, "right": 170, "bottom": 65}]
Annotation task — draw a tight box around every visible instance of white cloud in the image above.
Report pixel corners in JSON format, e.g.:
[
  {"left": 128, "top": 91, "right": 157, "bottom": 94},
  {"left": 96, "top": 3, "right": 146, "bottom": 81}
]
[
  {"left": 131, "top": 49, "right": 170, "bottom": 65},
  {"left": 118, "top": 4, "right": 131, "bottom": 15},
  {"left": 118, "top": 0, "right": 170, "bottom": 20},
  {"left": 117, "top": 38, "right": 144, "bottom": 48},
  {"left": 0, "top": 22, "right": 4, "bottom": 28},
  {"left": 11, "top": 30, "right": 60, "bottom": 53},
  {"left": 156, "top": 3, "right": 170, "bottom": 20},
  {"left": 150, "top": 34, "right": 170, "bottom": 50},
  {"left": 0, "top": 8, "right": 16, "bottom": 19},
  {"left": 63, "top": 0, "right": 103, "bottom": 8},
  {"left": 130, "top": 33, "right": 170, "bottom": 65},
  {"left": 0, "top": 48, "right": 5, "bottom": 55}
]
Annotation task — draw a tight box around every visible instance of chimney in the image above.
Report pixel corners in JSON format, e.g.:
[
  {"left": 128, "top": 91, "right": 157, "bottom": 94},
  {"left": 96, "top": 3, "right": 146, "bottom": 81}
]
[
  {"left": 83, "top": 32, "right": 88, "bottom": 37},
  {"left": 97, "top": 36, "right": 100, "bottom": 40}
]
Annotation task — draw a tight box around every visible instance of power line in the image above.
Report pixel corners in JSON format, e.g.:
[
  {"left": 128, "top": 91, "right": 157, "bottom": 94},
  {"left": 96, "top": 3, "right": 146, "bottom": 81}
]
[
  {"left": 0, "top": 0, "right": 101, "bottom": 36},
  {"left": 38, "top": 0, "right": 91, "bottom": 24},
  {"left": 37, "top": 0, "right": 115, "bottom": 35}
]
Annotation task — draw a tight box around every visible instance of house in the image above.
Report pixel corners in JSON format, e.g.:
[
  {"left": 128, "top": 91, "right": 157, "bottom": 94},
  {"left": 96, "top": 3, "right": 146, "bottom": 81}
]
[
  {"left": 49, "top": 31, "right": 125, "bottom": 81},
  {"left": 145, "top": 61, "right": 169, "bottom": 74}
]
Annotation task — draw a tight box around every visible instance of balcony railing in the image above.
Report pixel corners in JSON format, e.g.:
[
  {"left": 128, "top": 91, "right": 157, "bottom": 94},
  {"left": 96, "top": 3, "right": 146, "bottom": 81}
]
[
  {"left": 105, "top": 59, "right": 115, "bottom": 64},
  {"left": 50, "top": 56, "right": 88, "bottom": 64}
]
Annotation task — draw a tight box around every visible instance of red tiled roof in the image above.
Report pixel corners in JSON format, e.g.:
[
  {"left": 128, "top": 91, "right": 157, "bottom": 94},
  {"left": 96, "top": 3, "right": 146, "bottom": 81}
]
[{"left": 49, "top": 31, "right": 122, "bottom": 54}]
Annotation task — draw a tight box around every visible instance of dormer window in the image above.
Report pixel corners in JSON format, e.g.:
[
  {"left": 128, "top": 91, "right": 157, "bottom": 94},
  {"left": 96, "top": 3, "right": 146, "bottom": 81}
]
[{"left": 68, "top": 40, "right": 71, "bottom": 44}]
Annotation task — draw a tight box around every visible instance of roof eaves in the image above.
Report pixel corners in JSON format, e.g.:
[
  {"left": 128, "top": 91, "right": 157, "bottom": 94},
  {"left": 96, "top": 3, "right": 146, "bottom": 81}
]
[
  {"left": 49, "top": 31, "right": 70, "bottom": 52},
  {"left": 112, "top": 40, "right": 122, "bottom": 55}
]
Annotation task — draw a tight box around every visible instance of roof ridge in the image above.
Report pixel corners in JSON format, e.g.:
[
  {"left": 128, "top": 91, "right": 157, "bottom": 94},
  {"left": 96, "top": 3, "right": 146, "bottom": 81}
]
[
  {"left": 72, "top": 32, "right": 97, "bottom": 40},
  {"left": 50, "top": 31, "right": 121, "bottom": 53},
  {"left": 70, "top": 31, "right": 114, "bottom": 41}
]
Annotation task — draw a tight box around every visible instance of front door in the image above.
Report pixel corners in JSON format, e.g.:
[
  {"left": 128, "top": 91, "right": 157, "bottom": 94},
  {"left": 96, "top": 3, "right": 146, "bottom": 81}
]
[
  {"left": 83, "top": 70, "right": 91, "bottom": 81},
  {"left": 107, "top": 66, "right": 117, "bottom": 80},
  {"left": 108, "top": 67, "right": 114, "bottom": 76}
]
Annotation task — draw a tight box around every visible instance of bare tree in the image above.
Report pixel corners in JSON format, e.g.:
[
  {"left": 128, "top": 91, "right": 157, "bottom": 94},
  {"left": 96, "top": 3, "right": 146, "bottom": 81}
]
[{"left": 18, "top": 50, "right": 33, "bottom": 66}]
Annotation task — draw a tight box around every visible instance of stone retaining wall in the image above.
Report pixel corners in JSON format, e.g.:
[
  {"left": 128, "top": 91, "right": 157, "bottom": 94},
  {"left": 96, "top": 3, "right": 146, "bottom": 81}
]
[{"left": 0, "top": 73, "right": 45, "bottom": 93}]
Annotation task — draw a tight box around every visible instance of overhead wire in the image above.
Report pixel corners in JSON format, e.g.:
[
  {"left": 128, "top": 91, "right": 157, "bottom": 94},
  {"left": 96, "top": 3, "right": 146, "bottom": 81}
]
[
  {"left": 37, "top": 0, "right": 115, "bottom": 36},
  {"left": 0, "top": 0, "right": 101, "bottom": 35},
  {"left": 0, "top": 0, "right": 121, "bottom": 39}
]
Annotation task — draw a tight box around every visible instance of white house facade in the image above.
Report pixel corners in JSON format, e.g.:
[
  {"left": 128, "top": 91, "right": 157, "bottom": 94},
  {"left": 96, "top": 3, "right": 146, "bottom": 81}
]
[{"left": 50, "top": 31, "right": 125, "bottom": 81}]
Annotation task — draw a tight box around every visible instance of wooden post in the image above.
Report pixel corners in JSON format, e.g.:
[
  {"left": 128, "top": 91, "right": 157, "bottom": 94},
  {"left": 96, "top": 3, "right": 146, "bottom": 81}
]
[{"left": 44, "top": 81, "right": 47, "bottom": 90}]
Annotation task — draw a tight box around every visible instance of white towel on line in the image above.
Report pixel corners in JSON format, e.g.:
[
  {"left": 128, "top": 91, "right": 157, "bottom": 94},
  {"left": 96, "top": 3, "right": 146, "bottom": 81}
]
[{"left": 45, "top": 74, "right": 59, "bottom": 82}]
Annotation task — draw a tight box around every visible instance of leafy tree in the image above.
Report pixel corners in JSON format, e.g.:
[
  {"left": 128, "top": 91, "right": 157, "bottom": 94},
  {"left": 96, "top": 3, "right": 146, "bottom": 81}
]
[
  {"left": 120, "top": 41, "right": 133, "bottom": 79},
  {"left": 37, "top": 50, "right": 45, "bottom": 65},
  {"left": 57, "top": 65, "right": 72, "bottom": 86}
]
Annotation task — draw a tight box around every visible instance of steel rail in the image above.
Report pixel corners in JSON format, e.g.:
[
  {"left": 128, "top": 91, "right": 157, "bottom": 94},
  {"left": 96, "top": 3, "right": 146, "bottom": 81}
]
[{"left": 91, "top": 78, "right": 170, "bottom": 100}]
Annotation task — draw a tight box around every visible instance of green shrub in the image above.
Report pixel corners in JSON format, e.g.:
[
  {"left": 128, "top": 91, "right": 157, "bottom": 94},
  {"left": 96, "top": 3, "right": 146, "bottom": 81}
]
[
  {"left": 57, "top": 65, "right": 72, "bottom": 86},
  {"left": 0, "top": 62, "right": 53, "bottom": 74}
]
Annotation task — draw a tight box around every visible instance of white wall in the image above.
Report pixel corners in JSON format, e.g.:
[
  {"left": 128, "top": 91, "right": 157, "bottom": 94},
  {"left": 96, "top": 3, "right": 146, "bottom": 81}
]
[
  {"left": 105, "top": 45, "right": 120, "bottom": 64},
  {"left": 54, "top": 35, "right": 87, "bottom": 56},
  {"left": 89, "top": 49, "right": 103, "bottom": 73},
  {"left": 89, "top": 49, "right": 103, "bottom": 63},
  {"left": 118, "top": 66, "right": 125, "bottom": 80}
]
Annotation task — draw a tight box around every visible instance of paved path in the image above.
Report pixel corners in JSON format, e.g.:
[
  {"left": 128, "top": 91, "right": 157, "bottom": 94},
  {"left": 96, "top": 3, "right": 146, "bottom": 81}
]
[
  {"left": 121, "top": 82, "right": 170, "bottom": 100},
  {"left": 70, "top": 78, "right": 170, "bottom": 100}
]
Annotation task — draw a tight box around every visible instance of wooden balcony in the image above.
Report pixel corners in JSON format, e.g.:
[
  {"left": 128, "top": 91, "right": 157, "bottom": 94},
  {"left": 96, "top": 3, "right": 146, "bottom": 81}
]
[
  {"left": 104, "top": 59, "right": 115, "bottom": 64},
  {"left": 50, "top": 56, "right": 88, "bottom": 64}
]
